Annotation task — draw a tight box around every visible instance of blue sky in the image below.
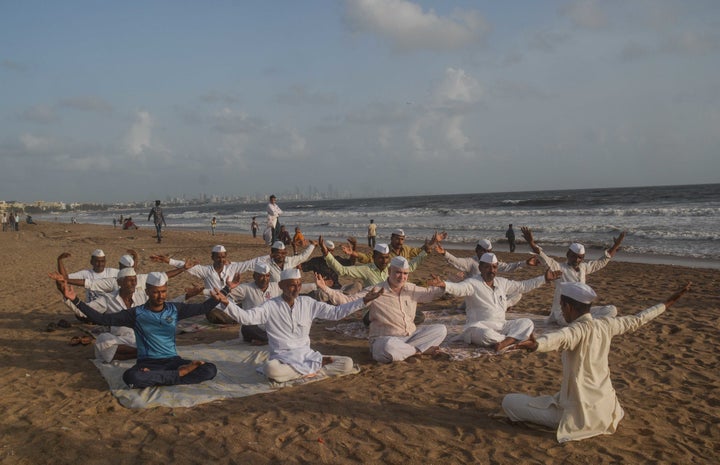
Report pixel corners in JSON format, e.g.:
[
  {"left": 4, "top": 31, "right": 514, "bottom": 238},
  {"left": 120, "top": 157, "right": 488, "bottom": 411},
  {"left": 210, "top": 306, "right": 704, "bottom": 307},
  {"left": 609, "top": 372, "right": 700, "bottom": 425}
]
[{"left": 2, "top": 0, "right": 719, "bottom": 203}]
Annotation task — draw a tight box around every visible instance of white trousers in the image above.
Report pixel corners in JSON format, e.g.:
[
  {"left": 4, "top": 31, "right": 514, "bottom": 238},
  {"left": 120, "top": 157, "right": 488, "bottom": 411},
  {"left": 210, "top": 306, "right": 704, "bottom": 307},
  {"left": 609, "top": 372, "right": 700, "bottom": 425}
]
[
  {"left": 94, "top": 332, "right": 136, "bottom": 363},
  {"left": 462, "top": 318, "right": 534, "bottom": 346},
  {"left": 502, "top": 393, "right": 562, "bottom": 429},
  {"left": 370, "top": 324, "right": 447, "bottom": 363},
  {"left": 263, "top": 355, "right": 355, "bottom": 383}
]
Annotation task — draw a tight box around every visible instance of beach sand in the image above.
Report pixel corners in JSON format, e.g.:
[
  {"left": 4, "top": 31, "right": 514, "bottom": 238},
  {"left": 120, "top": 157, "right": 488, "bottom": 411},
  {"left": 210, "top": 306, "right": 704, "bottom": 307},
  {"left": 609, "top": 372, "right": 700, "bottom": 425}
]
[{"left": 1, "top": 222, "right": 718, "bottom": 464}]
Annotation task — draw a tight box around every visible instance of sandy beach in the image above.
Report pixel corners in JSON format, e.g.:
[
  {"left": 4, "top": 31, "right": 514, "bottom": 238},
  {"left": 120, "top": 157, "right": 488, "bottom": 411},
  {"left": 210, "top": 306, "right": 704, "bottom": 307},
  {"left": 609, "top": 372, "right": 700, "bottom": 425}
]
[{"left": 1, "top": 222, "right": 718, "bottom": 465}]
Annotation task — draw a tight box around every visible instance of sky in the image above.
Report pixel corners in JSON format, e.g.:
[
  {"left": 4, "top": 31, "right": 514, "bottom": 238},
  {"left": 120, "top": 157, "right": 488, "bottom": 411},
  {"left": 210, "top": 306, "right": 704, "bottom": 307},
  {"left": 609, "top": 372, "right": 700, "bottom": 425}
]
[{"left": 1, "top": 0, "right": 719, "bottom": 203}]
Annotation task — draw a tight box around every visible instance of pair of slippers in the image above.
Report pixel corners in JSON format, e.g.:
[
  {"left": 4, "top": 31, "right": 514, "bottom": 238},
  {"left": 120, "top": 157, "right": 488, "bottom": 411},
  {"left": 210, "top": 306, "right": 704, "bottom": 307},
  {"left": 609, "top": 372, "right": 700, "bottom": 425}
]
[
  {"left": 69, "top": 335, "right": 93, "bottom": 346},
  {"left": 45, "top": 319, "right": 72, "bottom": 332}
]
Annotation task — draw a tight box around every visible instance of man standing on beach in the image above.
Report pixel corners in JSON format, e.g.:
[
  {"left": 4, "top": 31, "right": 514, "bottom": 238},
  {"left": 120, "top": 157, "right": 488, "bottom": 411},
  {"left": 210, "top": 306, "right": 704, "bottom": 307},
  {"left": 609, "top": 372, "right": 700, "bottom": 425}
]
[
  {"left": 266, "top": 195, "right": 282, "bottom": 243},
  {"left": 57, "top": 272, "right": 222, "bottom": 389},
  {"left": 429, "top": 253, "right": 560, "bottom": 352},
  {"left": 148, "top": 200, "right": 167, "bottom": 243},
  {"left": 251, "top": 217, "right": 259, "bottom": 239},
  {"left": 502, "top": 282, "right": 691, "bottom": 443},
  {"left": 218, "top": 268, "right": 383, "bottom": 382},
  {"left": 367, "top": 219, "right": 377, "bottom": 248},
  {"left": 521, "top": 227, "right": 625, "bottom": 325},
  {"left": 506, "top": 224, "right": 516, "bottom": 252}
]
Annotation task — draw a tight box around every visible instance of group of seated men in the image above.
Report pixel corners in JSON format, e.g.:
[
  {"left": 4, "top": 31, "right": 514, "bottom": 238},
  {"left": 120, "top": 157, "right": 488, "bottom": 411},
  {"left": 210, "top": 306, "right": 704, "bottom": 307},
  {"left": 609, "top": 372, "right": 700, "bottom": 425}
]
[{"left": 49, "top": 226, "right": 691, "bottom": 443}]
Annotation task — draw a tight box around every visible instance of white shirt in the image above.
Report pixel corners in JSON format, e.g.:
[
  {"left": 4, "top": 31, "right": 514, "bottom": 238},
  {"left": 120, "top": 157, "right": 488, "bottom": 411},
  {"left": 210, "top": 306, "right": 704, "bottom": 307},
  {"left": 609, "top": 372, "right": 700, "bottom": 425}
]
[
  {"left": 444, "top": 275, "right": 545, "bottom": 327},
  {"left": 443, "top": 251, "right": 526, "bottom": 276},
  {"left": 535, "top": 304, "right": 666, "bottom": 442},
  {"left": 65, "top": 288, "right": 147, "bottom": 338},
  {"left": 68, "top": 268, "right": 119, "bottom": 301},
  {"left": 229, "top": 281, "right": 315, "bottom": 308},
  {"left": 83, "top": 273, "right": 148, "bottom": 294},
  {"left": 266, "top": 202, "right": 283, "bottom": 227},
  {"left": 538, "top": 248, "right": 612, "bottom": 322},
  {"left": 222, "top": 295, "right": 366, "bottom": 375}
]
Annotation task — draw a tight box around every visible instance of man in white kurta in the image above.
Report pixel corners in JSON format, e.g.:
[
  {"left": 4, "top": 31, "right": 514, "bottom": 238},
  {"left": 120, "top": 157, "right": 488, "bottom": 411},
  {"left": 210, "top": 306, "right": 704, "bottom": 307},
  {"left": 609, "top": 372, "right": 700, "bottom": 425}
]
[
  {"left": 437, "top": 238, "right": 539, "bottom": 308},
  {"left": 502, "top": 282, "right": 691, "bottom": 443},
  {"left": 219, "top": 268, "right": 381, "bottom": 383},
  {"left": 228, "top": 262, "right": 315, "bottom": 344},
  {"left": 436, "top": 253, "right": 557, "bottom": 351},
  {"left": 521, "top": 227, "right": 626, "bottom": 325},
  {"left": 59, "top": 249, "right": 119, "bottom": 301}
]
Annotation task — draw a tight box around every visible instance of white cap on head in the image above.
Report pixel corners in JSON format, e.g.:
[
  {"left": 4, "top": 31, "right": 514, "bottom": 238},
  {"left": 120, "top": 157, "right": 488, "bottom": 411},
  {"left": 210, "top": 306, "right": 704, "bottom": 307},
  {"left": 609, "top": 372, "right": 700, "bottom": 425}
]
[
  {"left": 119, "top": 255, "right": 134, "bottom": 267},
  {"left": 476, "top": 239, "right": 492, "bottom": 251},
  {"left": 271, "top": 241, "right": 286, "bottom": 250},
  {"left": 569, "top": 243, "right": 585, "bottom": 255},
  {"left": 280, "top": 268, "right": 302, "bottom": 281},
  {"left": 390, "top": 256, "right": 410, "bottom": 270},
  {"left": 146, "top": 271, "right": 168, "bottom": 287},
  {"left": 479, "top": 252, "right": 498, "bottom": 264},
  {"left": 391, "top": 229, "right": 405, "bottom": 237},
  {"left": 91, "top": 249, "right": 105, "bottom": 257},
  {"left": 117, "top": 268, "right": 136, "bottom": 278},
  {"left": 374, "top": 243, "right": 390, "bottom": 254},
  {"left": 212, "top": 245, "right": 226, "bottom": 253},
  {"left": 325, "top": 240, "right": 335, "bottom": 250},
  {"left": 254, "top": 262, "right": 271, "bottom": 274},
  {"left": 560, "top": 282, "right": 597, "bottom": 304}
]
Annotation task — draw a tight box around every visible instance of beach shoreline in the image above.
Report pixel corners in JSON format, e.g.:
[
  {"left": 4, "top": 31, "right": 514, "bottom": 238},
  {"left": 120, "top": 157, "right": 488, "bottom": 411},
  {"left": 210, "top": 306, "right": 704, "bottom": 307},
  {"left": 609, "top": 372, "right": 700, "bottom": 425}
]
[{"left": 1, "top": 222, "right": 718, "bottom": 464}]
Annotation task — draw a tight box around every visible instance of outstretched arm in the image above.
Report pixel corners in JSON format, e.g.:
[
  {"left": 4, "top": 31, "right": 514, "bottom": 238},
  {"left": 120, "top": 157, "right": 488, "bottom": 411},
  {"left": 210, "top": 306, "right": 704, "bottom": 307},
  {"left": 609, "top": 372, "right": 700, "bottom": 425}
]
[
  {"left": 664, "top": 282, "right": 691, "bottom": 308},
  {"left": 607, "top": 231, "right": 626, "bottom": 257},
  {"left": 521, "top": 227, "right": 541, "bottom": 254},
  {"left": 57, "top": 252, "right": 71, "bottom": 278}
]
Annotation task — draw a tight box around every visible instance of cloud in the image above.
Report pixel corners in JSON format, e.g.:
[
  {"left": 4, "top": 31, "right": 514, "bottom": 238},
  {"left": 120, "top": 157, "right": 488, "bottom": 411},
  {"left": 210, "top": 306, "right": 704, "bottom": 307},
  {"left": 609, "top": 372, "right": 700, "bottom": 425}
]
[
  {"left": 18, "top": 105, "right": 59, "bottom": 124},
  {"left": 276, "top": 85, "right": 337, "bottom": 106},
  {"left": 560, "top": 0, "right": 608, "bottom": 30},
  {"left": 344, "top": 0, "right": 490, "bottom": 51},
  {"left": 125, "top": 111, "right": 154, "bottom": 156},
  {"left": 1, "top": 60, "right": 28, "bottom": 72},
  {"left": 199, "top": 91, "right": 241, "bottom": 105},
  {"left": 433, "top": 67, "right": 483, "bottom": 106},
  {"left": 58, "top": 96, "right": 113, "bottom": 113}
]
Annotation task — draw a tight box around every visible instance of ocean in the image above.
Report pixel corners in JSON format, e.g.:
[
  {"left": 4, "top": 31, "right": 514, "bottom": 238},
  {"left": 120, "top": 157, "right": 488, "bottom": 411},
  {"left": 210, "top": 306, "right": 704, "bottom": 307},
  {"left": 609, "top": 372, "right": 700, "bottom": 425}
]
[{"left": 40, "top": 183, "right": 720, "bottom": 266}]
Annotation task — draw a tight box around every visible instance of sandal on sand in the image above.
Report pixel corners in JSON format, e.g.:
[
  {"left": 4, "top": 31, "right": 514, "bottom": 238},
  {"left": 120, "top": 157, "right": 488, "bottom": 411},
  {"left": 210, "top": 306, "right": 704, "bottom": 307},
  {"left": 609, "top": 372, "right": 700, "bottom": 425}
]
[
  {"left": 57, "top": 319, "right": 71, "bottom": 329},
  {"left": 80, "top": 336, "right": 93, "bottom": 346},
  {"left": 69, "top": 336, "right": 82, "bottom": 346},
  {"left": 46, "top": 322, "right": 57, "bottom": 332}
]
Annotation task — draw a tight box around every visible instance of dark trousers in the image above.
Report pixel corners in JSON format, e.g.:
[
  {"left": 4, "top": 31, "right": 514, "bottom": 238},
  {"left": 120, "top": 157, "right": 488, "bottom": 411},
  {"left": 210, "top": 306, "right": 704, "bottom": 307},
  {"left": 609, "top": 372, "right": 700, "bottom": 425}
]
[
  {"left": 122, "top": 356, "right": 217, "bottom": 389},
  {"left": 241, "top": 325, "right": 268, "bottom": 344},
  {"left": 155, "top": 224, "right": 163, "bottom": 242}
]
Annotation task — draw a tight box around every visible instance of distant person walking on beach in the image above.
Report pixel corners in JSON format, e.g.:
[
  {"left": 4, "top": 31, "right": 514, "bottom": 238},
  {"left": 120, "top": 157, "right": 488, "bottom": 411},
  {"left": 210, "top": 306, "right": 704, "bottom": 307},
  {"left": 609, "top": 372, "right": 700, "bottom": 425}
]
[
  {"left": 506, "top": 224, "right": 516, "bottom": 252},
  {"left": 2, "top": 212, "right": 7, "bottom": 232},
  {"left": 503, "top": 282, "right": 691, "bottom": 443},
  {"left": 266, "top": 195, "right": 282, "bottom": 242},
  {"left": 147, "top": 200, "right": 167, "bottom": 243},
  {"left": 211, "top": 217, "right": 217, "bottom": 236},
  {"left": 367, "top": 219, "right": 377, "bottom": 248},
  {"left": 251, "top": 217, "right": 259, "bottom": 238}
]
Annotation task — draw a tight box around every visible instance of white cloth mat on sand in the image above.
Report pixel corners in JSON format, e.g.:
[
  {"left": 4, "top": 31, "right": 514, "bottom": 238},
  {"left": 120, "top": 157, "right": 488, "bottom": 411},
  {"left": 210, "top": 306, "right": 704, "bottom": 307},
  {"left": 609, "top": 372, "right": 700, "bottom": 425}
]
[
  {"left": 92, "top": 339, "right": 360, "bottom": 409},
  {"left": 326, "top": 310, "right": 555, "bottom": 361}
]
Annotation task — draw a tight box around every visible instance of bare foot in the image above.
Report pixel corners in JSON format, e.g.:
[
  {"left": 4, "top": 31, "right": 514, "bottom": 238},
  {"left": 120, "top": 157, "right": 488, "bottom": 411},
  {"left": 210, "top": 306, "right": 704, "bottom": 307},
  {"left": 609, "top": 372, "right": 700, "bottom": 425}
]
[
  {"left": 322, "top": 356, "right": 334, "bottom": 366},
  {"left": 493, "top": 338, "right": 519, "bottom": 353},
  {"left": 422, "top": 346, "right": 441, "bottom": 356},
  {"left": 178, "top": 360, "right": 205, "bottom": 377}
]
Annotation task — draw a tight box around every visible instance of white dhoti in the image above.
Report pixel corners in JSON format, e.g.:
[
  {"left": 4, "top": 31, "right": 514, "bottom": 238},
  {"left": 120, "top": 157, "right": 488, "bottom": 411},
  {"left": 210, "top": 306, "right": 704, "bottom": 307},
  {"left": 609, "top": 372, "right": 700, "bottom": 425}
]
[
  {"left": 370, "top": 324, "right": 447, "bottom": 363},
  {"left": 501, "top": 393, "right": 563, "bottom": 429},
  {"left": 263, "top": 355, "right": 355, "bottom": 383},
  {"left": 461, "top": 318, "right": 534, "bottom": 347},
  {"left": 94, "top": 329, "right": 136, "bottom": 363}
]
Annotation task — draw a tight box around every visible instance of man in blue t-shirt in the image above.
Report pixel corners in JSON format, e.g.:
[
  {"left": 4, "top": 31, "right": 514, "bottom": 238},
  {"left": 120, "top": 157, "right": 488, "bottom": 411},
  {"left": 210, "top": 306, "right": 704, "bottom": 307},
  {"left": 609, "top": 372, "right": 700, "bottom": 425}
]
[{"left": 57, "top": 271, "right": 224, "bottom": 389}]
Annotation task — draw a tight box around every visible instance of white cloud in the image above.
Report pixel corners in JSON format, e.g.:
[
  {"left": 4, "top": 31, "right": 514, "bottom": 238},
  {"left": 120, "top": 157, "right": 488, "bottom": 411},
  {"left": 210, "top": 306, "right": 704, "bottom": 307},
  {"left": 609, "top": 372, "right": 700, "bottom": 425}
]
[
  {"left": 433, "top": 67, "right": 483, "bottom": 106},
  {"left": 58, "top": 96, "right": 113, "bottom": 113},
  {"left": 20, "top": 133, "right": 52, "bottom": 152},
  {"left": 344, "top": 0, "right": 490, "bottom": 51},
  {"left": 125, "top": 111, "right": 154, "bottom": 156},
  {"left": 18, "top": 105, "right": 59, "bottom": 124},
  {"left": 560, "top": 0, "right": 608, "bottom": 30}
]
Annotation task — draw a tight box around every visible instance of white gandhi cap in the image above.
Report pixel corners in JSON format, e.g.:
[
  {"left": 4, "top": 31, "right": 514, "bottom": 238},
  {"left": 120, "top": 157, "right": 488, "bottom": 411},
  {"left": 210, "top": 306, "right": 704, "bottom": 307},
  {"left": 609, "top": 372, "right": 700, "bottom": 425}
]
[
  {"left": 91, "top": 249, "right": 105, "bottom": 257},
  {"left": 569, "top": 243, "right": 585, "bottom": 255},
  {"left": 146, "top": 271, "right": 168, "bottom": 287},
  {"left": 479, "top": 253, "right": 498, "bottom": 264},
  {"left": 212, "top": 245, "right": 226, "bottom": 253},
  {"left": 560, "top": 282, "right": 597, "bottom": 303},
  {"left": 280, "top": 268, "right": 302, "bottom": 281},
  {"left": 374, "top": 243, "right": 390, "bottom": 254},
  {"left": 390, "top": 256, "right": 409, "bottom": 270}
]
